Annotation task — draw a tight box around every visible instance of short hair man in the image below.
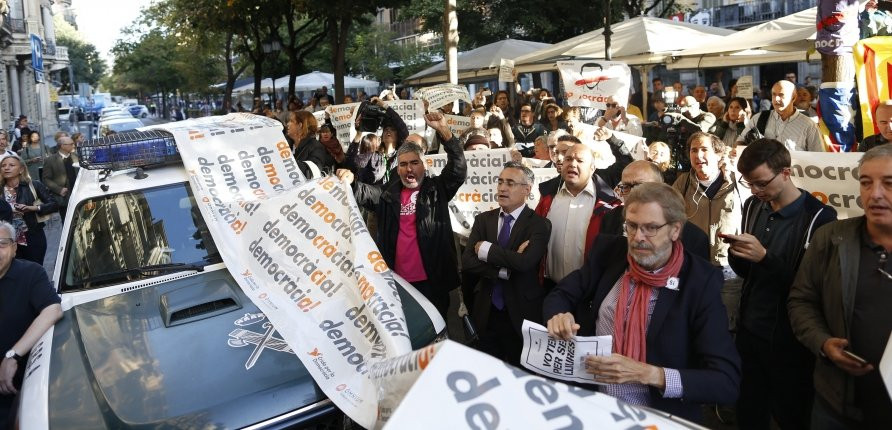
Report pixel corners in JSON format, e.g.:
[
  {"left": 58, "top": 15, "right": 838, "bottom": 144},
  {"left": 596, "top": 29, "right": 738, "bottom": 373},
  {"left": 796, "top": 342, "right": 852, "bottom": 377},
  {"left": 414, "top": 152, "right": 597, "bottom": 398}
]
[
  {"left": 337, "top": 113, "right": 467, "bottom": 318},
  {"left": 692, "top": 85, "right": 708, "bottom": 110},
  {"left": 600, "top": 160, "right": 710, "bottom": 260},
  {"left": 535, "top": 144, "right": 620, "bottom": 288},
  {"left": 789, "top": 144, "right": 892, "bottom": 427},
  {"left": 0, "top": 131, "right": 13, "bottom": 157},
  {"left": 730, "top": 139, "right": 837, "bottom": 429},
  {"left": 42, "top": 134, "right": 80, "bottom": 222},
  {"left": 738, "top": 80, "right": 824, "bottom": 152},
  {"left": 544, "top": 183, "right": 740, "bottom": 423},
  {"left": 596, "top": 96, "right": 643, "bottom": 137},
  {"left": 785, "top": 72, "right": 797, "bottom": 84},
  {"left": 858, "top": 100, "right": 892, "bottom": 152},
  {"left": 512, "top": 103, "right": 546, "bottom": 157},
  {"left": 462, "top": 162, "right": 552, "bottom": 365},
  {"left": 0, "top": 221, "right": 63, "bottom": 425}
]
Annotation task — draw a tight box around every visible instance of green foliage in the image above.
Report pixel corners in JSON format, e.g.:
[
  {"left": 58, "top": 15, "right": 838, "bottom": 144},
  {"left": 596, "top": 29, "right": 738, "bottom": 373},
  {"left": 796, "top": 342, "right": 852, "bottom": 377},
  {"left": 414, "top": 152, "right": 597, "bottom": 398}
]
[{"left": 54, "top": 15, "right": 107, "bottom": 91}]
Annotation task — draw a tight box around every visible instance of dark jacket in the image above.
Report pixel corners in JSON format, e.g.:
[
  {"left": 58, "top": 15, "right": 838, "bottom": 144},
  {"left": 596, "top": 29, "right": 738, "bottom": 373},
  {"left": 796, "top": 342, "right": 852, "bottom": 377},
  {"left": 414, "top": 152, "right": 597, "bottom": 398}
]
[
  {"left": 543, "top": 234, "right": 741, "bottom": 422},
  {"left": 535, "top": 176, "right": 620, "bottom": 260},
  {"left": 12, "top": 180, "right": 58, "bottom": 230},
  {"left": 461, "top": 206, "right": 552, "bottom": 335},
  {"left": 600, "top": 206, "right": 711, "bottom": 261},
  {"left": 352, "top": 135, "right": 467, "bottom": 297},
  {"left": 292, "top": 136, "right": 336, "bottom": 178}
]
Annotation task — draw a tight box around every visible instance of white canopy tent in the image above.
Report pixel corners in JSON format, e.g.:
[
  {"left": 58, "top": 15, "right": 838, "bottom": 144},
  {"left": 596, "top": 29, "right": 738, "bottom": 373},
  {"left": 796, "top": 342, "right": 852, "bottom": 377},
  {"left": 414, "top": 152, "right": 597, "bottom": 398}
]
[
  {"left": 232, "top": 78, "right": 277, "bottom": 94},
  {"left": 668, "top": 7, "right": 820, "bottom": 69},
  {"left": 404, "top": 39, "right": 552, "bottom": 85},
  {"left": 273, "top": 71, "right": 379, "bottom": 91},
  {"left": 512, "top": 16, "right": 736, "bottom": 73}
]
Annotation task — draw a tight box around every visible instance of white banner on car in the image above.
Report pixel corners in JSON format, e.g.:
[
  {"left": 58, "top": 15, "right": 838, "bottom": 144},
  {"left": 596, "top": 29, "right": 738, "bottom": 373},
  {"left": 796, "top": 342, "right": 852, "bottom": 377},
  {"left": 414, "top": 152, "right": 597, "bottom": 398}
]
[
  {"left": 383, "top": 340, "right": 694, "bottom": 430},
  {"left": 153, "top": 113, "right": 422, "bottom": 429},
  {"left": 520, "top": 320, "right": 612, "bottom": 384},
  {"left": 558, "top": 60, "right": 631, "bottom": 109},
  {"left": 424, "top": 148, "right": 558, "bottom": 237},
  {"left": 414, "top": 84, "right": 473, "bottom": 112}
]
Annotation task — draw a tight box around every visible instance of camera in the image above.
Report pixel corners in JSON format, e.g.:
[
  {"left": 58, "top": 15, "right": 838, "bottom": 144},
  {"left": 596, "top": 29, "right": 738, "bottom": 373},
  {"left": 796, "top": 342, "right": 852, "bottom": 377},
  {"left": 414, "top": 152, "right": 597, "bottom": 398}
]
[{"left": 357, "top": 101, "right": 388, "bottom": 132}]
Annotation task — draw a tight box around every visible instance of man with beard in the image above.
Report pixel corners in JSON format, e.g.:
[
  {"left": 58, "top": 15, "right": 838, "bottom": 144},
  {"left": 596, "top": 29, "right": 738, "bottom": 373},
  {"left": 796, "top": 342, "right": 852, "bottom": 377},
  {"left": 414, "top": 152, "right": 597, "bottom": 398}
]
[
  {"left": 544, "top": 183, "right": 740, "bottom": 423},
  {"left": 336, "top": 112, "right": 467, "bottom": 319},
  {"left": 512, "top": 103, "right": 546, "bottom": 158},
  {"left": 727, "top": 139, "right": 836, "bottom": 429}
]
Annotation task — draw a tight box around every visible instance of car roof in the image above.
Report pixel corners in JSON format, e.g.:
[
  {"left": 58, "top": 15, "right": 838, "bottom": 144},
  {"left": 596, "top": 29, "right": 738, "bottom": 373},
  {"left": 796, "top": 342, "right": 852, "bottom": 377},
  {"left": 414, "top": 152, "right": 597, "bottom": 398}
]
[{"left": 98, "top": 117, "right": 143, "bottom": 126}]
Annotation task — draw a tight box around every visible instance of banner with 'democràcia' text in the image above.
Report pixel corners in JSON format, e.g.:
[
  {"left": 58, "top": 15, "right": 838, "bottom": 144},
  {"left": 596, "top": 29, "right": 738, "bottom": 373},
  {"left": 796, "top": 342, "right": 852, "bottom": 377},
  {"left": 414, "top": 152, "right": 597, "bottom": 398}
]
[{"left": 153, "top": 114, "right": 436, "bottom": 429}]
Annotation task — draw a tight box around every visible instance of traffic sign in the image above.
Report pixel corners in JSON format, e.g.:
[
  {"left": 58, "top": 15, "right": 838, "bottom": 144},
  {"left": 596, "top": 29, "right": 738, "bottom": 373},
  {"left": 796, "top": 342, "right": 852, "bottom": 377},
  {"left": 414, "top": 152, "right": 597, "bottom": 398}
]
[{"left": 30, "top": 33, "right": 44, "bottom": 83}]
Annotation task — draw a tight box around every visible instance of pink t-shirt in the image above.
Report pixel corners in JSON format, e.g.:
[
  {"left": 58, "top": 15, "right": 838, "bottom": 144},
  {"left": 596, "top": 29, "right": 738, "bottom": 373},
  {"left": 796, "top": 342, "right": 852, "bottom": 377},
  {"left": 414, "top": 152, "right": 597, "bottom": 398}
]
[{"left": 395, "top": 188, "right": 427, "bottom": 282}]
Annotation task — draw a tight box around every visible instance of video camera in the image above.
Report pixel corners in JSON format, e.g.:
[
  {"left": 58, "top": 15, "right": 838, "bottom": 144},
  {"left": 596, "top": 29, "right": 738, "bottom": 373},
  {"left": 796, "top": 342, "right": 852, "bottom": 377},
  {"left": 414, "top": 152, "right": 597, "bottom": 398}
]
[{"left": 357, "top": 100, "right": 389, "bottom": 132}]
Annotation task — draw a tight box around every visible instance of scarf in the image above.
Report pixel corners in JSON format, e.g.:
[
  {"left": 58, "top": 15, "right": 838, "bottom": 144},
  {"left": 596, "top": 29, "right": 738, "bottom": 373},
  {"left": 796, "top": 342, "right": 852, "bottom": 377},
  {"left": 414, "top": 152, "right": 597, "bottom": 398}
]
[
  {"left": 319, "top": 137, "right": 345, "bottom": 164},
  {"left": 613, "top": 240, "right": 684, "bottom": 363}
]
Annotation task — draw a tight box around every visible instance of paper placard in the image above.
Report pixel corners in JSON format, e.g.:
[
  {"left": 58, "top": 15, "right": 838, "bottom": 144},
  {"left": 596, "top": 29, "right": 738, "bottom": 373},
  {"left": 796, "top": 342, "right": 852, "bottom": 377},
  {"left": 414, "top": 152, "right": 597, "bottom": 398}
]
[
  {"left": 499, "top": 58, "right": 515, "bottom": 82},
  {"left": 443, "top": 114, "right": 471, "bottom": 137},
  {"left": 414, "top": 84, "right": 472, "bottom": 112},
  {"left": 735, "top": 75, "right": 753, "bottom": 100},
  {"left": 520, "top": 320, "right": 612, "bottom": 384}
]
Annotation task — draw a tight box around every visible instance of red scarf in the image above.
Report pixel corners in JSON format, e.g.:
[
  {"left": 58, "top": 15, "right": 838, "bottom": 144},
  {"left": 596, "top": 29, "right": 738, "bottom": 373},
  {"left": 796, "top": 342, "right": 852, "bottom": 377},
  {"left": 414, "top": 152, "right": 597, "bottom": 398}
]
[{"left": 613, "top": 240, "right": 684, "bottom": 362}]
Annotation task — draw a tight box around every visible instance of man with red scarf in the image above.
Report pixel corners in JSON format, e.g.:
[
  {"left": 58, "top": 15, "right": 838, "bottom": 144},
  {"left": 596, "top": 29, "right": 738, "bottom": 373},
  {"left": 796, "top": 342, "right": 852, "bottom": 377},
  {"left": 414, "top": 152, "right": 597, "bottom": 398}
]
[{"left": 543, "top": 182, "right": 740, "bottom": 423}]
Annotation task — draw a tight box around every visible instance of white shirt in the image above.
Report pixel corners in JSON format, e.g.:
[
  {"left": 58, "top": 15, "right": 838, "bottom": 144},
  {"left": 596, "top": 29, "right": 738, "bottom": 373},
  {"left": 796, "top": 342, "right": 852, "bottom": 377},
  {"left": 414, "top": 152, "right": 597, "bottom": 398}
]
[
  {"left": 546, "top": 179, "right": 597, "bottom": 282},
  {"left": 477, "top": 204, "right": 527, "bottom": 280},
  {"left": 740, "top": 110, "right": 824, "bottom": 152},
  {"left": 597, "top": 114, "right": 643, "bottom": 137}
]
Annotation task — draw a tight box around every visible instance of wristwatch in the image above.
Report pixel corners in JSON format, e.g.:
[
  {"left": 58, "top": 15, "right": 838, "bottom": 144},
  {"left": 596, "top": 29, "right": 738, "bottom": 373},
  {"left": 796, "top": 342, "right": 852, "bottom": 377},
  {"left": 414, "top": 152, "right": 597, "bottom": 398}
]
[{"left": 4, "top": 349, "right": 22, "bottom": 362}]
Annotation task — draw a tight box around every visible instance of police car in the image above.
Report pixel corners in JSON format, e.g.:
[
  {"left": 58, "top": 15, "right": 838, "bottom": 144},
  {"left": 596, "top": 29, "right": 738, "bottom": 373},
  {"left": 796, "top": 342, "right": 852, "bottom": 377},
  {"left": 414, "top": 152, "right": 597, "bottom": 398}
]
[{"left": 15, "top": 129, "right": 444, "bottom": 429}]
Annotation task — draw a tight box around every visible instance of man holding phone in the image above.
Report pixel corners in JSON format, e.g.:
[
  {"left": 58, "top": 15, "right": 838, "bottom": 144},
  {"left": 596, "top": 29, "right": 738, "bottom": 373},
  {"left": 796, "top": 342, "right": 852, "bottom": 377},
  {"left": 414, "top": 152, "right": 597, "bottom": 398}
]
[
  {"left": 727, "top": 139, "right": 836, "bottom": 429},
  {"left": 789, "top": 144, "right": 892, "bottom": 427}
]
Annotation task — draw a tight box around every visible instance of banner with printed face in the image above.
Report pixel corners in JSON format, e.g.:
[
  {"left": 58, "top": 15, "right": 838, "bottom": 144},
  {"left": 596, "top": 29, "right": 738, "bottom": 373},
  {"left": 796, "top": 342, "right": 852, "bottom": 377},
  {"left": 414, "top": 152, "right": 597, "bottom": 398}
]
[
  {"left": 383, "top": 340, "right": 693, "bottom": 430},
  {"left": 326, "top": 102, "right": 361, "bottom": 144},
  {"left": 558, "top": 60, "right": 631, "bottom": 109},
  {"left": 153, "top": 114, "right": 431, "bottom": 429},
  {"left": 382, "top": 99, "right": 426, "bottom": 135},
  {"left": 414, "top": 84, "right": 473, "bottom": 111},
  {"left": 424, "top": 148, "right": 558, "bottom": 237},
  {"left": 788, "top": 150, "right": 862, "bottom": 219},
  {"left": 854, "top": 37, "right": 892, "bottom": 139}
]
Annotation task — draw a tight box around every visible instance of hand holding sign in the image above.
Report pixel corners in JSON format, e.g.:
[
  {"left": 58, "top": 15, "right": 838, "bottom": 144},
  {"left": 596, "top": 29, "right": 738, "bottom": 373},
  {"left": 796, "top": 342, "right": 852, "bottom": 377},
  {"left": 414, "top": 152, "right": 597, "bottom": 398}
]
[
  {"left": 546, "top": 312, "right": 580, "bottom": 340},
  {"left": 586, "top": 354, "right": 666, "bottom": 389},
  {"left": 335, "top": 168, "right": 354, "bottom": 185}
]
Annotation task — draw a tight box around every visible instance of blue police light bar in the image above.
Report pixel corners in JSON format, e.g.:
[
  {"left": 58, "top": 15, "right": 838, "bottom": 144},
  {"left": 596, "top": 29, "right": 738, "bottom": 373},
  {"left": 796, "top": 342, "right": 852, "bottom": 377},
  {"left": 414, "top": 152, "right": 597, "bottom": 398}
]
[{"left": 78, "top": 130, "right": 181, "bottom": 170}]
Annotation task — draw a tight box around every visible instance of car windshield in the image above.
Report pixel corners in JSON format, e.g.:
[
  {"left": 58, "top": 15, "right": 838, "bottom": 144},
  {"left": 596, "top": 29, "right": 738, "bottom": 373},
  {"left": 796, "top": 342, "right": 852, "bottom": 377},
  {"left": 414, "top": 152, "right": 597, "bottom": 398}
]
[{"left": 61, "top": 182, "right": 220, "bottom": 292}]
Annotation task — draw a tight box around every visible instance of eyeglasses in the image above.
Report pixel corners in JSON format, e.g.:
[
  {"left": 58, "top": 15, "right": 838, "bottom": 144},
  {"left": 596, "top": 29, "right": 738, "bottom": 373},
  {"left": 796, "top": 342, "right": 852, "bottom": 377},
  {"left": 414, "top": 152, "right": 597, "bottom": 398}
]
[
  {"left": 739, "top": 171, "right": 782, "bottom": 190},
  {"left": 0, "top": 238, "right": 14, "bottom": 247},
  {"left": 614, "top": 182, "right": 643, "bottom": 195},
  {"left": 623, "top": 222, "right": 669, "bottom": 237},
  {"left": 497, "top": 179, "right": 529, "bottom": 188},
  {"left": 605, "top": 103, "right": 618, "bottom": 108}
]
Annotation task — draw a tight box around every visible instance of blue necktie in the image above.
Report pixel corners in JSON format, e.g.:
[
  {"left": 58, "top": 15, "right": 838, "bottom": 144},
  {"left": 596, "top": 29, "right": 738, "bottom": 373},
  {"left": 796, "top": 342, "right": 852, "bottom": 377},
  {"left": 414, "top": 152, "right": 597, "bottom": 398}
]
[{"left": 493, "top": 213, "right": 514, "bottom": 310}]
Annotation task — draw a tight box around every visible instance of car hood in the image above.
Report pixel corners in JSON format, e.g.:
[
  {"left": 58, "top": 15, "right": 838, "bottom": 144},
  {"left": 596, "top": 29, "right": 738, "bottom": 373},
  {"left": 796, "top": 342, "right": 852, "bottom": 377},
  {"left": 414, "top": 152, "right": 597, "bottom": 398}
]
[{"left": 46, "top": 269, "right": 325, "bottom": 428}]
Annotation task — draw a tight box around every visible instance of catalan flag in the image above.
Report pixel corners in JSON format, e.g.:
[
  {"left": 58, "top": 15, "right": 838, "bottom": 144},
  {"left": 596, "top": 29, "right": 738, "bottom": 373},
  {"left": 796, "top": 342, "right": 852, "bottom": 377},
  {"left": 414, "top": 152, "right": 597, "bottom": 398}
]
[
  {"left": 854, "top": 37, "right": 892, "bottom": 140},
  {"left": 818, "top": 83, "right": 857, "bottom": 152}
]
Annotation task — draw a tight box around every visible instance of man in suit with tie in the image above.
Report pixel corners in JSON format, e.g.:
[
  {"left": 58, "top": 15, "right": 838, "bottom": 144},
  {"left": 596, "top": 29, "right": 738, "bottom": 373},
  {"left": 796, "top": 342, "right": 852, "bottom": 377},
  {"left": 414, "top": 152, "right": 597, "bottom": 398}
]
[
  {"left": 462, "top": 161, "right": 552, "bottom": 365},
  {"left": 41, "top": 133, "right": 79, "bottom": 222}
]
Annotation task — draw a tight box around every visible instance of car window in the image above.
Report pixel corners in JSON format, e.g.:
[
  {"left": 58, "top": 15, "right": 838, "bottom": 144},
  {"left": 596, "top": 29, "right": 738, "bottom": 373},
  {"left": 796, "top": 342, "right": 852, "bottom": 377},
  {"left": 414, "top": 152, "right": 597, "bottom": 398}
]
[{"left": 61, "top": 182, "right": 220, "bottom": 291}]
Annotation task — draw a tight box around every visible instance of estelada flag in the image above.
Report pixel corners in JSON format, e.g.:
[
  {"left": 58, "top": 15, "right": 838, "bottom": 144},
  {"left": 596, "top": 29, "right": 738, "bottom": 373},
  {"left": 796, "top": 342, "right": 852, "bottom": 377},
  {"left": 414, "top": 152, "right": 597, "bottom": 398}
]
[
  {"left": 853, "top": 36, "right": 892, "bottom": 139},
  {"left": 817, "top": 83, "right": 857, "bottom": 152}
]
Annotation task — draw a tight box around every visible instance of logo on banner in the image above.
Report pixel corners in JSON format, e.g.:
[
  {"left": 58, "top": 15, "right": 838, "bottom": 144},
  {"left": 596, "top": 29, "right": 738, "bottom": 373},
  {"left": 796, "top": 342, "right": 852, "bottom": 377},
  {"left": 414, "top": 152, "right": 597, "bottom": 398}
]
[{"left": 228, "top": 313, "right": 295, "bottom": 369}]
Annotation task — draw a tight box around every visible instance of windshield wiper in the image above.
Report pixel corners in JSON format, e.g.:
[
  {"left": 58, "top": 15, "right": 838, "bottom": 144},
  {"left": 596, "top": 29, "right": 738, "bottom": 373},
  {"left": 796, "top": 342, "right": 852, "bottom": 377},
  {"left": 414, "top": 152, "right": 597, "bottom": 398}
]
[{"left": 76, "top": 263, "right": 205, "bottom": 287}]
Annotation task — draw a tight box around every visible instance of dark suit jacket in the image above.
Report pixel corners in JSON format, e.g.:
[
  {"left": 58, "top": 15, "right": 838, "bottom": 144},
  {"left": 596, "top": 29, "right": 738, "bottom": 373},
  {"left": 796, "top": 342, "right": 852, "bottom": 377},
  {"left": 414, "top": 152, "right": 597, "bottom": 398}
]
[
  {"left": 543, "top": 234, "right": 741, "bottom": 423},
  {"left": 461, "top": 206, "right": 551, "bottom": 335},
  {"left": 600, "top": 205, "right": 711, "bottom": 261}
]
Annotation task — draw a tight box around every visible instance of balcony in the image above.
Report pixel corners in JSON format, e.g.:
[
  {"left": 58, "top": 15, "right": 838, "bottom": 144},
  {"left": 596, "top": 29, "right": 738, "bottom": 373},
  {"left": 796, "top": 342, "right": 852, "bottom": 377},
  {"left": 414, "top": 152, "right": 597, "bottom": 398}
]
[
  {"left": 55, "top": 45, "right": 68, "bottom": 63},
  {"left": 707, "top": 0, "right": 816, "bottom": 29},
  {"left": 45, "top": 41, "right": 55, "bottom": 56}
]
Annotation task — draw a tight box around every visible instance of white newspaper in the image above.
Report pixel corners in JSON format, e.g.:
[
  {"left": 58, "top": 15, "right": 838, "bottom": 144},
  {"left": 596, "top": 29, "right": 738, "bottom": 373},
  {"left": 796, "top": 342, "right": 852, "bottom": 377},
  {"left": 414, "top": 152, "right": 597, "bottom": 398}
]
[
  {"left": 520, "top": 320, "right": 612, "bottom": 384},
  {"left": 151, "top": 114, "right": 441, "bottom": 429}
]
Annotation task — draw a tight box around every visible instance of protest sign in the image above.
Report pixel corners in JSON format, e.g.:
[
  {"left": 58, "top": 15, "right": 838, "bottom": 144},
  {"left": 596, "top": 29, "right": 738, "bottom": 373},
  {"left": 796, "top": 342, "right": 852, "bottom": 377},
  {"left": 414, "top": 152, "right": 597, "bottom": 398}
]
[
  {"left": 383, "top": 99, "right": 426, "bottom": 135},
  {"left": 425, "top": 148, "right": 558, "bottom": 237},
  {"left": 558, "top": 60, "right": 631, "bottom": 109},
  {"left": 414, "top": 84, "right": 473, "bottom": 111},
  {"left": 370, "top": 342, "right": 444, "bottom": 427},
  {"left": 521, "top": 320, "right": 612, "bottom": 384},
  {"left": 326, "top": 102, "right": 361, "bottom": 144},
  {"left": 444, "top": 114, "right": 471, "bottom": 137},
  {"left": 788, "top": 151, "right": 862, "bottom": 219},
  {"left": 384, "top": 340, "right": 694, "bottom": 430},
  {"left": 499, "top": 58, "right": 515, "bottom": 82},
  {"left": 735, "top": 75, "right": 753, "bottom": 100},
  {"left": 154, "top": 113, "right": 440, "bottom": 429}
]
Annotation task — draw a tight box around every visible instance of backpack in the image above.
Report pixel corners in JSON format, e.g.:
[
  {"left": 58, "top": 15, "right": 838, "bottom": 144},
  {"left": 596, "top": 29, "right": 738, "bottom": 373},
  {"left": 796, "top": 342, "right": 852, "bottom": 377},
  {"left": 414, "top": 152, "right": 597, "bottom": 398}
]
[{"left": 743, "top": 111, "right": 771, "bottom": 145}]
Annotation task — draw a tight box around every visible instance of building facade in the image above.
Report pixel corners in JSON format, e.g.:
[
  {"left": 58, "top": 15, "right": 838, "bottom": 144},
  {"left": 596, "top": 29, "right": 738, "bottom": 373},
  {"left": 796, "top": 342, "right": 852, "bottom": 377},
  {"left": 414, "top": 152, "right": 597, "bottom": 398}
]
[{"left": 0, "top": 0, "right": 69, "bottom": 140}]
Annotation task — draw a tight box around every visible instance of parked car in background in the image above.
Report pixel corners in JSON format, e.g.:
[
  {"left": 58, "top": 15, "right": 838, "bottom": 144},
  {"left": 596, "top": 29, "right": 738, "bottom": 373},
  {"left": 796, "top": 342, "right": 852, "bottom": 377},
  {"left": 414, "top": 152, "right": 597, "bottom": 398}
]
[
  {"left": 97, "top": 116, "right": 144, "bottom": 137},
  {"left": 128, "top": 104, "right": 149, "bottom": 118}
]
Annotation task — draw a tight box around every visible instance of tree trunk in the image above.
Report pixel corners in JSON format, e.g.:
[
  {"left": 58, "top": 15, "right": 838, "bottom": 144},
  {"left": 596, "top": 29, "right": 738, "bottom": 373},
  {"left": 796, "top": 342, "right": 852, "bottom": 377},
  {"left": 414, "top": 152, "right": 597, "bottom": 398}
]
[
  {"left": 330, "top": 16, "right": 350, "bottom": 104},
  {"left": 161, "top": 89, "right": 169, "bottom": 120},
  {"left": 253, "top": 57, "right": 264, "bottom": 101}
]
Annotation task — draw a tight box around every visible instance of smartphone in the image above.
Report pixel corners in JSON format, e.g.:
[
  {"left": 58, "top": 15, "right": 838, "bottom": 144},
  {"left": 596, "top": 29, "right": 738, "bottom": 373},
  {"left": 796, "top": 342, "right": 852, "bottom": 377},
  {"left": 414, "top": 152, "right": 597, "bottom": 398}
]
[
  {"left": 482, "top": 90, "right": 492, "bottom": 97},
  {"left": 843, "top": 350, "right": 870, "bottom": 365}
]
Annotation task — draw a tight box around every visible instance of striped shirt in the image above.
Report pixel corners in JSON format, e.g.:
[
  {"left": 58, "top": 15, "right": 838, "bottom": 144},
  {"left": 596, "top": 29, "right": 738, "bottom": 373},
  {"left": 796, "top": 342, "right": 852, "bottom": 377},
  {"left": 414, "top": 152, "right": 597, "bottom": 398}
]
[
  {"left": 740, "top": 110, "right": 824, "bottom": 152},
  {"left": 594, "top": 274, "right": 683, "bottom": 405}
]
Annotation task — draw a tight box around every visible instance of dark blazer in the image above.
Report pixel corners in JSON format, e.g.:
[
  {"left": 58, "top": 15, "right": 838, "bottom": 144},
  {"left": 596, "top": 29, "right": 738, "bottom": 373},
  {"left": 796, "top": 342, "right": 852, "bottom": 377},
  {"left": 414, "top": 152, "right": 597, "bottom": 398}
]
[
  {"left": 543, "top": 234, "right": 741, "bottom": 423},
  {"left": 461, "top": 206, "right": 552, "bottom": 334},
  {"left": 600, "top": 205, "right": 711, "bottom": 262},
  {"left": 292, "top": 136, "right": 336, "bottom": 178}
]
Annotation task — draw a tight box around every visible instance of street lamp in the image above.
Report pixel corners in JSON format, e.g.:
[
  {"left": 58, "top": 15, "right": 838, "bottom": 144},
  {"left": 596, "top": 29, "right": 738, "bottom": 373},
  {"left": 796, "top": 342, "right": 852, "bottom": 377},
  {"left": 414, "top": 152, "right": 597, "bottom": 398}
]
[{"left": 262, "top": 39, "right": 282, "bottom": 107}]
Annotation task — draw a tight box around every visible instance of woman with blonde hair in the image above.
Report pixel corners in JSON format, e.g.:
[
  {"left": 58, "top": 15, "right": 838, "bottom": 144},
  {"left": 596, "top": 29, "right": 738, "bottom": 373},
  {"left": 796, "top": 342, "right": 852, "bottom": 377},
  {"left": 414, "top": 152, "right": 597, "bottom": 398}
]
[
  {"left": 0, "top": 154, "right": 56, "bottom": 264},
  {"left": 285, "top": 110, "right": 335, "bottom": 177}
]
